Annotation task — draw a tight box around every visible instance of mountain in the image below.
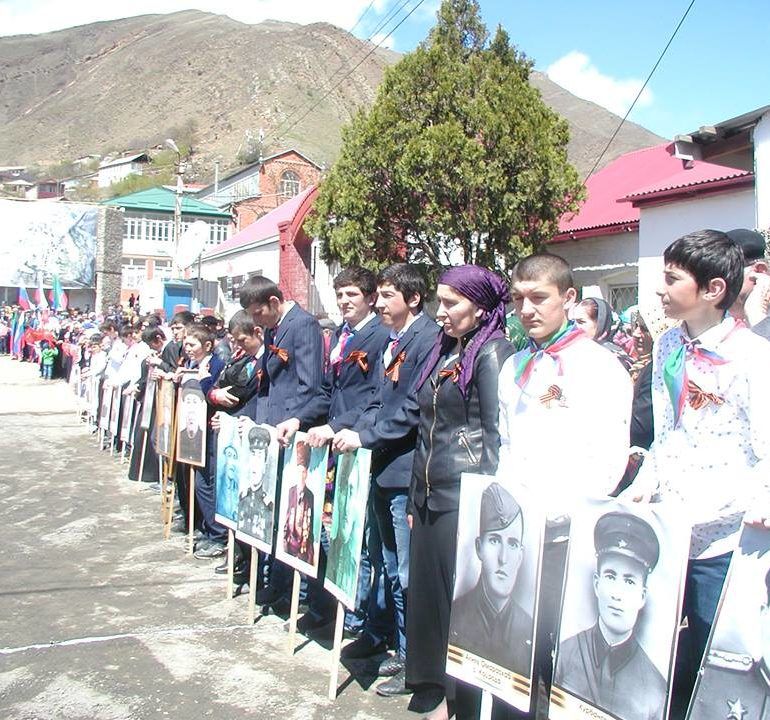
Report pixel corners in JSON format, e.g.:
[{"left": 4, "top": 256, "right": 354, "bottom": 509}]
[{"left": 0, "top": 10, "right": 663, "bottom": 180}]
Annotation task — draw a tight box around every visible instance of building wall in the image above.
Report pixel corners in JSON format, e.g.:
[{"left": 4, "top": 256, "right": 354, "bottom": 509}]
[
  {"left": 98, "top": 160, "right": 146, "bottom": 188},
  {"left": 200, "top": 239, "right": 281, "bottom": 302},
  {"left": 550, "top": 231, "right": 639, "bottom": 307},
  {"left": 637, "top": 188, "right": 756, "bottom": 308},
  {"left": 95, "top": 207, "right": 124, "bottom": 313},
  {"left": 755, "top": 111, "right": 770, "bottom": 230}
]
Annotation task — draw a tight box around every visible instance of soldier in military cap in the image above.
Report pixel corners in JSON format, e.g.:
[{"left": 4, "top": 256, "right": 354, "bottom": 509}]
[
  {"left": 692, "top": 567, "right": 770, "bottom": 720},
  {"left": 237, "top": 426, "right": 275, "bottom": 542},
  {"left": 555, "top": 511, "right": 666, "bottom": 720},
  {"left": 448, "top": 481, "right": 534, "bottom": 677}
]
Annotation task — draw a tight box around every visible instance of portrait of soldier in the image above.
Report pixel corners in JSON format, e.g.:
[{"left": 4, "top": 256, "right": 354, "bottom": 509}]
[
  {"left": 692, "top": 567, "right": 770, "bottom": 720},
  {"left": 282, "top": 440, "right": 315, "bottom": 564},
  {"left": 177, "top": 386, "right": 205, "bottom": 464},
  {"left": 326, "top": 452, "right": 365, "bottom": 599},
  {"left": 216, "top": 443, "right": 239, "bottom": 523},
  {"left": 555, "top": 511, "right": 665, "bottom": 720},
  {"left": 155, "top": 382, "right": 174, "bottom": 456},
  {"left": 237, "top": 426, "right": 275, "bottom": 542},
  {"left": 448, "top": 482, "right": 534, "bottom": 676}
]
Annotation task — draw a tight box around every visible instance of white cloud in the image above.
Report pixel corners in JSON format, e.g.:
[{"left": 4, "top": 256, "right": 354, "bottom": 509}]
[
  {"left": 546, "top": 51, "right": 653, "bottom": 117},
  {"left": 0, "top": 0, "right": 384, "bottom": 37}
]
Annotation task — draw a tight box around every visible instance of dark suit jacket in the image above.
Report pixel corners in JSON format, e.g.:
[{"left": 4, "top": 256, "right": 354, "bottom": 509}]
[
  {"left": 304, "top": 314, "right": 390, "bottom": 432},
  {"left": 252, "top": 304, "right": 324, "bottom": 427},
  {"left": 356, "top": 313, "right": 440, "bottom": 489}
]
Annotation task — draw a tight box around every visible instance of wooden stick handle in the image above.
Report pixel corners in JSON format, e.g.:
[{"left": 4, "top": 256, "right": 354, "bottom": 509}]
[
  {"left": 287, "top": 570, "right": 301, "bottom": 655},
  {"left": 187, "top": 466, "right": 195, "bottom": 555},
  {"left": 226, "top": 530, "right": 235, "bottom": 600},
  {"left": 247, "top": 551, "right": 258, "bottom": 625},
  {"left": 328, "top": 602, "right": 345, "bottom": 701}
]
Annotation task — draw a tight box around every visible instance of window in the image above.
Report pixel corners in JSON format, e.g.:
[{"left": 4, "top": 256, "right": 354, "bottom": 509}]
[
  {"left": 155, "top": 259, "right": 174, "bottom": 282},
  {"left": 121, "top": 258, "right": 146, "bottom": 289},
  {"left": 609, "top": 284, "right": 638, "bottom": 312},
  {"left": 279, "top": 170, "right": 300, "bottom": 198}
]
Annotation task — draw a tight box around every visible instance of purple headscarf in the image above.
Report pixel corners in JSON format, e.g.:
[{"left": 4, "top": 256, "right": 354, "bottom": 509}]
[{"left": 417, "top": 265, "right": 510, "bottom": 397}]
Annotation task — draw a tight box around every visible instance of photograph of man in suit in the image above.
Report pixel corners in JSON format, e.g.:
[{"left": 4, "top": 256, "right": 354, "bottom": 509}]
[
  {"left": 449, "top": 481, "right": 534, "bottom": 677},
  {"left": 155, "top": 380, "right": 174, "bottom": 456},
  {"left": 691, "top": 566, "right": 770, "bottom": 720},
  {"left": 326, "top": 451, "right": 365, "bottom": 600},
  {"left": 238, "top": 425, "right": 275, "bottom": 542},
  {"left": 555, "top": 511, "right": 665, "bottom": 720},
  {"left": 177, "top": 386, "right": 205, "bottom": 464},
  {"left": 282, "top": 441, "right": 315, "bottom": 565}
]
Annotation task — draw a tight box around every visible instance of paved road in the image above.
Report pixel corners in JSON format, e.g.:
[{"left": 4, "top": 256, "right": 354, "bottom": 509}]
[{"left": 0, "top": 357, "right": 413, "bottom": 720}]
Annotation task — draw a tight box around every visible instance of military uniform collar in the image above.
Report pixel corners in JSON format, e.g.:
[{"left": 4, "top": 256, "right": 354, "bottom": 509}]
[{"left": 591, "top": 622, "right": 637, "bottom": 676}]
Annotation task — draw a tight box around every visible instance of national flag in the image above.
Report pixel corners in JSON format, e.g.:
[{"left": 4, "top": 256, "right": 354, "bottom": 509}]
[
  {"left": 11, "top": 312, "right": 24, "bottom": 357},
  {"left": 17, "top": 286, "right": 32, "bottom": 310},
  {"left": 51, "top": 275, "right": 68, "bottom": 310}
]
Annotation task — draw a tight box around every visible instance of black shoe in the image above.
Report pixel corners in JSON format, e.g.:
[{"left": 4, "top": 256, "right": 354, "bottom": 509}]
[
  {"left": 343, "top": 624, "right": 362, "bottom": 640},
  {"left": 296, "top": 613, "right": 332, "bottom": 635},
  {"left": 376, "top": 669, "right": 411, "bottom": 697},
  {"left": 215, "top": 560, "right": 247, "bottom": 576},
  {"left": 214, "top": 560, "right": 228, "bottom": 574},
  {"left": 378, "top": 654, "right": 405, "bottom": 677},
  {"left": 255, "top": 586, "right": 287, "bottom": 607},
  {"left": 194, "top": 542, "right": 226, "bottom": 559},
  {"left": 341, "top": 635, "right": 388, "bottom": 659}
]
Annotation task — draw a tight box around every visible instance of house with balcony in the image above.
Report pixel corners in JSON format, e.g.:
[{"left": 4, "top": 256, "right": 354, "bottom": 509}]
[{"left": 103, "top": 186, "right": 231, "bottom": 306}]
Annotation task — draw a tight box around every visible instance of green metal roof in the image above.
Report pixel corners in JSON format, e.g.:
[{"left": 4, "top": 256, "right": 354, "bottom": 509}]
[{"left": 103, "top": 186, "right": 231, "bottom": 218}]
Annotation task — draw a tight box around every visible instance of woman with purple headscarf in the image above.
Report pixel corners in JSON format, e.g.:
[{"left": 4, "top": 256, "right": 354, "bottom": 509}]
[{"left": 406, "top": 265, "right": 514, "bottom": 719}]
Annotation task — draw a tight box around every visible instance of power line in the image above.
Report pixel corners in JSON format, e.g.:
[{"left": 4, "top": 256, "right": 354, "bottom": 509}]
[
  {"left": 265, "top": 0, "right": 413, "bottom": 147},
  {"left": 583, "top": 0, "right": 697, "bottom": 183},
  {"left": 266, "top": 0, "right": 422, "bottom": 149},
  {"left": 348, "top": 0, "right": 377, "bottom": 36}
]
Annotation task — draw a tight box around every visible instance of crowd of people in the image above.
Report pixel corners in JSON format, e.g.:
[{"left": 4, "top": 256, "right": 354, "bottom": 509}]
[{"left": 6, "top": 226, "right": 770, "bottom": 720}]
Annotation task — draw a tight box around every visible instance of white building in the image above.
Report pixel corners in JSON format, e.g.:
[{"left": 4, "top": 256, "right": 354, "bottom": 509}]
[{"left": 98, "top": 153, "right": 150, "bottom": 188}]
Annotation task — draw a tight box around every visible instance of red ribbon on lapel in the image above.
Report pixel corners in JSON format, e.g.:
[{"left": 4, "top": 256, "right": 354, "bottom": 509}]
[
  {"left": 345, "top": 350, "right": 369, "bottom": 373},
  {"left": 439, "top": 362, "right": 462, "bottom": 383},
  {"left": 385, "top": 350, "right": 407, "bottom": 383},
  {"left": 268, "top": 344, "right": 289, "bottom": 364}
]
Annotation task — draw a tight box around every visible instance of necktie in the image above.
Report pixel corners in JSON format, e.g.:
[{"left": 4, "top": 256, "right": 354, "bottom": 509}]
[
  {"left": 383, "top": 336, "right": 399, "bottom": 367},
  {"left": 513, "top": 322, "right": 586, "bottom": 389},
  {"left": 331, "top": 325, "right": 352, "bottom": 369}
]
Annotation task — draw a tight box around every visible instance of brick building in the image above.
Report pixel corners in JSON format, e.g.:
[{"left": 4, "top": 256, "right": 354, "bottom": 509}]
[{"left": 195, "top": 149, "right": 322, "bottom": 233}]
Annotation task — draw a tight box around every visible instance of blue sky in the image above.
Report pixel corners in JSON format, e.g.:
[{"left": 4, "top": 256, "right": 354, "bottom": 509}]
[{"left": 1, "top": 0, "right": 767, "bottom": 139}]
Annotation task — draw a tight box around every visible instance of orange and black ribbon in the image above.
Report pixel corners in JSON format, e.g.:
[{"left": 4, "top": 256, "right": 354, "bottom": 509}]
[
  {"left": 268, "top": 344, "right": 289, "bottom": 364},
  {"left": 539, "top": 384, "right": 563, "bottom": 408},
  {"left": 345, "top": 350, "right": 369, "bottom": 373},
  {"left": 687, "top": 379, "right": 724, "bottom": 411},
  {"left": 385, "top": 350, "right": 407, "bottom": 383},
  {"left": 439, "top": 362, "right": 462, "bottom": 383}
]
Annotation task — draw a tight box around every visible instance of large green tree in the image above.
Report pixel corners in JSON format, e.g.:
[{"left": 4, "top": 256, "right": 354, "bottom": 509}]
[{"left": 307, "top": 0, "right": 584, "bottom": 274}]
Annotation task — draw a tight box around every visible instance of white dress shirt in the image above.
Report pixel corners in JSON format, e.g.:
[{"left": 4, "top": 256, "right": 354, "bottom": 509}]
[
  {"left": 498, "top": 334, "right": 632, "bottom": 513},
  {"left": 116, "top": 342, "right": 152, "bottom": 388},
  {"left": 631, "top": 317, "right": 770, "bottom": 559},
  {"left": 329, "top": 312, "right": 375, "bottom": 366}
]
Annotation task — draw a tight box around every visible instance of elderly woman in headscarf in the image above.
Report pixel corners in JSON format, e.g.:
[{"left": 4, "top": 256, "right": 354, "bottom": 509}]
[
  {"left": 406, "top": 265, "right": 514, "bottom": 720},
  {"left": 572, "top": 297, "right": 633, "bottom": 371}
]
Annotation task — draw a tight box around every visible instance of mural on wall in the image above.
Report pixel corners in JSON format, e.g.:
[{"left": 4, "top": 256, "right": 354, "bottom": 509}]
[{"left": 0, "top": 200, "right": 99, "bottom": 287}]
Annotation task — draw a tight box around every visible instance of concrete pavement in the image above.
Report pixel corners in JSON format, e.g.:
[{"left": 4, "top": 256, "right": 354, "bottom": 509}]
[{"left": 0, "top": 357, "right": 413, "bottom": 720}]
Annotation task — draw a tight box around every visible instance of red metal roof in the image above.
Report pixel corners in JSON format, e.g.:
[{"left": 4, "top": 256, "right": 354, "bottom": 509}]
[
  {"left": 204, "top": 185, "right": 316, "bottom": 258},
  {"left": 624, "top": 166, "right": 753, "bottom": 204},
  {"left": 554, "top": 143, "right": 752, "bottom": 242}
]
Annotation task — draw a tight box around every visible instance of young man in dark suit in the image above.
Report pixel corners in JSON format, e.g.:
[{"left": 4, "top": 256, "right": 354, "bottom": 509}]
[
  {"left": 293, "top": 267, "right": 390, "bottom": 635},
  {"left": 239, "top": 276, "right": 325, "bottom": 608},
  {"left": 333, "top": 264, "right": 440, "bottom": 695}
]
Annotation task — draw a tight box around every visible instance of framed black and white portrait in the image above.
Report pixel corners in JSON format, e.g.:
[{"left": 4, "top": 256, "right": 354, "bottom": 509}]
[
  {"left": 175, "top": 377, "right": 207, "bottom": 467},
  {"left": 687, "top": 526, "right": 770, "bottom": 720},
  {"left": 551, "top": 499, "right": 689, "bottom": 720},
  {"left": 234, "top": 419, "right": 280, "bottom": 554},
  {"left": 154, "top": 379, "right": 175, "bottom": 459},
  {"left": 139, "top": 377, "right": 156, "bottom": 431},
  {"left": 446, "top": 473, "right": 544, "bottom": 712}
]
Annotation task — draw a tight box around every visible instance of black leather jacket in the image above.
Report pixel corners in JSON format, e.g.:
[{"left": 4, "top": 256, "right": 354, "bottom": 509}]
[{"left": 409, "top": 336, "right": 513, "bottom": 513}]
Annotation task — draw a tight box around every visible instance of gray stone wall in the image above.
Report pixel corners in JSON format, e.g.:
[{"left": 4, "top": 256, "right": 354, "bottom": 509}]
[{"left": 95, "top": 207, "right": 124, "bottom": 314}]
